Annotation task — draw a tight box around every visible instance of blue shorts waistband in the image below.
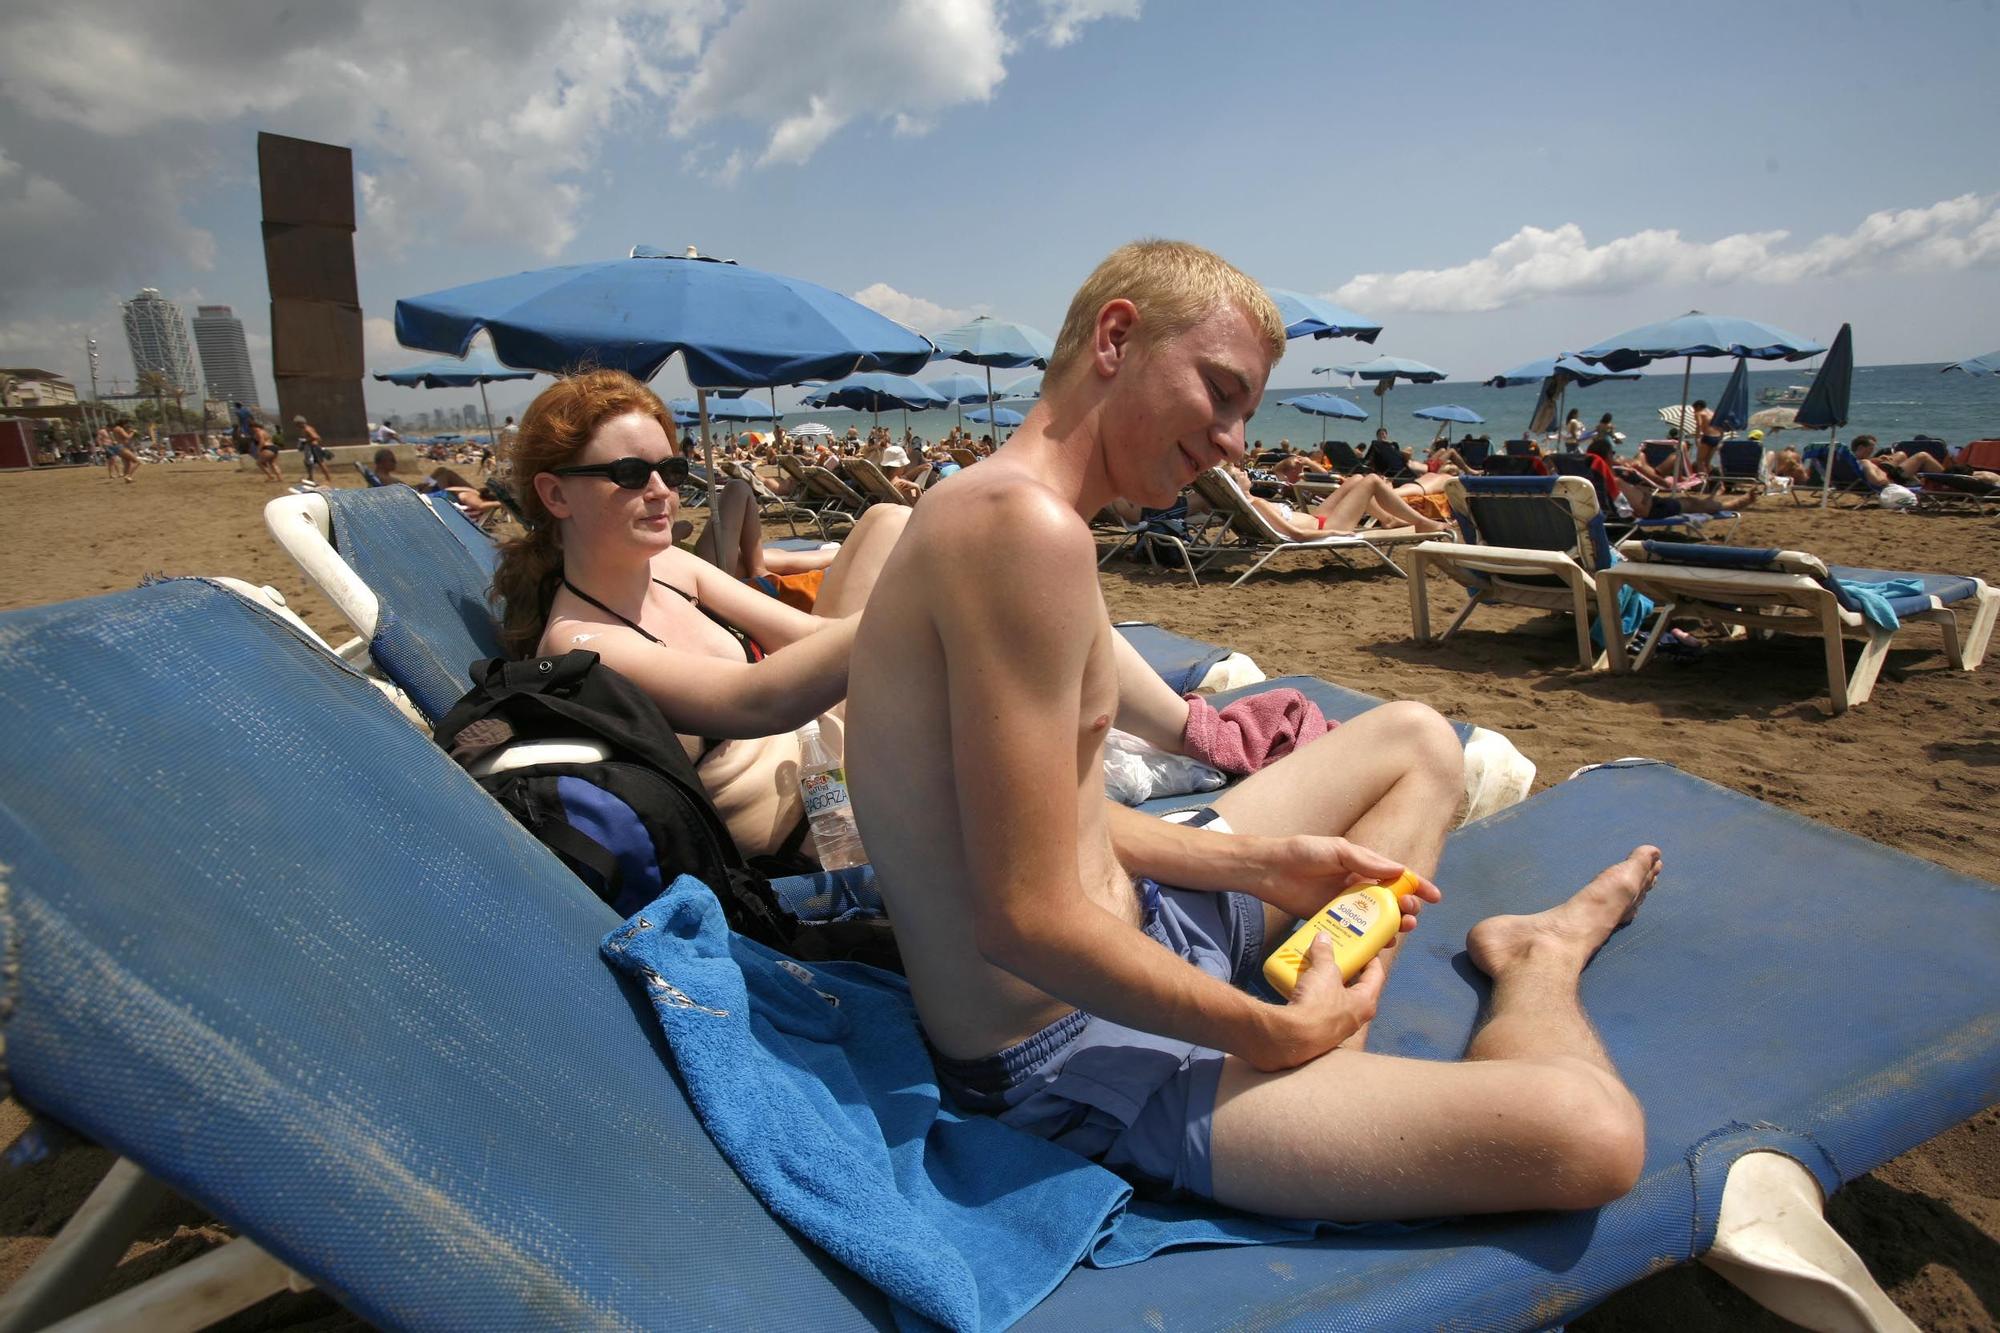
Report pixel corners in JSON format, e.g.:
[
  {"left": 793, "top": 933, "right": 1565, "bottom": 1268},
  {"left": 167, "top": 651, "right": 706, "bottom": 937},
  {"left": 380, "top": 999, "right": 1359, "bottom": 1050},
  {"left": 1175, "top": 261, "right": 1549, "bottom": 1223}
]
[{"left": 930, "top": 1007, "right": 1091, "bottom": 1096}]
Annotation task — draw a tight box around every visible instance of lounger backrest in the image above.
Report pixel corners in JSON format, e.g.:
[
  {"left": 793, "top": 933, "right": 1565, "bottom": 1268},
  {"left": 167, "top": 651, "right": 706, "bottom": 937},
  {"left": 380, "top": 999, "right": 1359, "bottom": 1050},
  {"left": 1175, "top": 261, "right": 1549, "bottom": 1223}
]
[
  {"left": 1640, "top": 440, "right": 1683, "bottom": 469},
  {"left": 1804, "top": 443, "right": 1871, "bottom": 488},
  {"left": 1447, "top": 475, "right": 1612, "bottom": 572},
  {"left": 1457, "top": 439, "right": 1491, "bottom": 469},
  {"left": 1321, "top": 440, "right": 1363, "bottom": 473},
  {"left": 324, "top": 485, "right": 505, "bottom": 721},
  {"left": 1717, "top": 439, "right": 1764, "bottom": 478},
  {"left": 1545, "top": 454, "right": 1614, "bottom": 512},
  {"left": 778, "top": 455, "right": 814, "bottom": 491},
  {"left": 846, "top": 459, "right": 907, "bottom": 505},
  {"left": 806, "top": 466, "right": 867, "bottom": 508},
  {"left": 0, "top": 579, "right": 882, "bottom": 1330},
  {"left": 1192, "top": 468, "right": 1294, "bottom": 545}
]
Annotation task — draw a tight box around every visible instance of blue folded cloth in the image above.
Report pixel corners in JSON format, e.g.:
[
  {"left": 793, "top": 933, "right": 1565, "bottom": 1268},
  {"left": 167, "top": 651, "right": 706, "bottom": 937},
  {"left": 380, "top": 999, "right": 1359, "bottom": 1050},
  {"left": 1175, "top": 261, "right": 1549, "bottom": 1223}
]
[
  {"left": 604, "top": 877, "right": 1407, "bottom": 1332},
  {"left": 1827, "top": 576, "right": 1926, "bottom": 632},
  {"left": 1590, "top": 549, "right": 1655, "bottom": 651}
]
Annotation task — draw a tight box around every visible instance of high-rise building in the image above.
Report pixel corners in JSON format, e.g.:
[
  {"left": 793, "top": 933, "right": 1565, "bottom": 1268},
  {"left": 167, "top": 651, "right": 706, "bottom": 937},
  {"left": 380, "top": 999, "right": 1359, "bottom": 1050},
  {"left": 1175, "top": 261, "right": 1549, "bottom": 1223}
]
[
  {"left": 121, "top": 289, "right": 203, "bottom": 399},
  {"left": 191, "top": 305, "right": 260, "bottom": 407}
]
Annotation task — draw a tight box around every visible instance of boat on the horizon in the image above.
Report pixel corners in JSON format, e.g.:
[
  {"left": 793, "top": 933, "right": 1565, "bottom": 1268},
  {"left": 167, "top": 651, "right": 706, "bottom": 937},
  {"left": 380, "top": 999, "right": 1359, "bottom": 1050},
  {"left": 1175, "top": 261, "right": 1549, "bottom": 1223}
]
[{"left": 1757, "top": 383, "right": 1811, "bottom": 406}]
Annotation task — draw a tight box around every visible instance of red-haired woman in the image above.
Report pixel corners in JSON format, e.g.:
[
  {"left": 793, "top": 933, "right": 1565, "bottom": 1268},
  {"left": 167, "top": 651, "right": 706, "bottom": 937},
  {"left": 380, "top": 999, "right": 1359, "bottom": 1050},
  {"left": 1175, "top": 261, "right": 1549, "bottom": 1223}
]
[{"left": 492, "top": 369, "right": 908, "bottom": 862}]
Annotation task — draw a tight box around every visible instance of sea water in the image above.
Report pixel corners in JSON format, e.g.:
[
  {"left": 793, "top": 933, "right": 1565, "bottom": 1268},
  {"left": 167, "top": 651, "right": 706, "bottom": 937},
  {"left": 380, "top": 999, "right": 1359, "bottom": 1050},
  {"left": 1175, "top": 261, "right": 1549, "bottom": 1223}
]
[{"left": 746, "top": 362, "right": 1997, "bottom": 453}]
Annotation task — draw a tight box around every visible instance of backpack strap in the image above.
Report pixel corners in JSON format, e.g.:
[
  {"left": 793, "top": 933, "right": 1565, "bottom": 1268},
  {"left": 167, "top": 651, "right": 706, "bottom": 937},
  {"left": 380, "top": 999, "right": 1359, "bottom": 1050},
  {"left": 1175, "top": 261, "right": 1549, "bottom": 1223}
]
[{"left": 534, "top": 817, "right": 624, "bottom": 898}]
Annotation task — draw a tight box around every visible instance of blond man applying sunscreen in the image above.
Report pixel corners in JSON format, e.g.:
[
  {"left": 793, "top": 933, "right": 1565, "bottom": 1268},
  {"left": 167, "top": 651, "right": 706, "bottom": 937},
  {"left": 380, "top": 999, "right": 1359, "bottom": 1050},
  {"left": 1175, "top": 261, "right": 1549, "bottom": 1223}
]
[{"left": 847, "top": 239, "right": 1661, "bottom": 1221}]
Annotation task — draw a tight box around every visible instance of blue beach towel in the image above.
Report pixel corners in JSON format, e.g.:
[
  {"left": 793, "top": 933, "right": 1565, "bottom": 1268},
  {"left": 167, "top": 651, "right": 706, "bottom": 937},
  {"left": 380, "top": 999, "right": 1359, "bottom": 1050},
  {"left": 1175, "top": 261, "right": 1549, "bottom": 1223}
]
[
  {"left": 1828, "top": 576, "right": 1924, "bottom": 632},
  {"left": 603, "top": 877, "right": 1395, "bottom": 1332}
]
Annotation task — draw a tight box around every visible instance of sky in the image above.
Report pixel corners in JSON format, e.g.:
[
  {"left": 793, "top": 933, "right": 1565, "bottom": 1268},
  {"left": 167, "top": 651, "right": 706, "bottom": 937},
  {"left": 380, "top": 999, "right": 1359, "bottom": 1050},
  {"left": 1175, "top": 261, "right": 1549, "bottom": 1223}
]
[{"left": 2, "top": 0, "right": 1997, "bottom": 422}]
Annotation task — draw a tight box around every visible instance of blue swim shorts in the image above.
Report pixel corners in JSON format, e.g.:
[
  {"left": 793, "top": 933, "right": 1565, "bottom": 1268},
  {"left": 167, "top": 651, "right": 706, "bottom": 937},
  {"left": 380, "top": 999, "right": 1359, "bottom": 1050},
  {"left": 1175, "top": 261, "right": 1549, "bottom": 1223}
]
[{"left": 930, "top": 809, "right": 1266, "bottom": 1199}]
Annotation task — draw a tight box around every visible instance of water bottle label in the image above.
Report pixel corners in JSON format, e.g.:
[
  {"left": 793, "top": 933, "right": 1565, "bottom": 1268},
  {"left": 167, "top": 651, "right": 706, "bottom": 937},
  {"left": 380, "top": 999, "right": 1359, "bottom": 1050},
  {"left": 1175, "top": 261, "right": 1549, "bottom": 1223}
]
[{"left": 801, "top": 769, "right": 851, "bottom": 818}]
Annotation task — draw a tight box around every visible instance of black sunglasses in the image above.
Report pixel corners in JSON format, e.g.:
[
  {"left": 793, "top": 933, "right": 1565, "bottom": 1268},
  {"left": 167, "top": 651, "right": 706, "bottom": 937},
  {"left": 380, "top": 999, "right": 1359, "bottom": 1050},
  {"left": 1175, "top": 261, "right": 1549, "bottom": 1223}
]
[{"left": 550, "top": 455, "right": 690, "bottom": 489}]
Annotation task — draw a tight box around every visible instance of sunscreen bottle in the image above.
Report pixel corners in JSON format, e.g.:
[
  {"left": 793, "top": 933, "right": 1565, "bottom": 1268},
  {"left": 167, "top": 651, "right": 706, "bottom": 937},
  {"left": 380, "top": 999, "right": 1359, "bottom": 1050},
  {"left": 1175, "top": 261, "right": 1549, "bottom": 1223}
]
[{"left": 1262, "top": 870, "right": 1421, "bottom": 998}]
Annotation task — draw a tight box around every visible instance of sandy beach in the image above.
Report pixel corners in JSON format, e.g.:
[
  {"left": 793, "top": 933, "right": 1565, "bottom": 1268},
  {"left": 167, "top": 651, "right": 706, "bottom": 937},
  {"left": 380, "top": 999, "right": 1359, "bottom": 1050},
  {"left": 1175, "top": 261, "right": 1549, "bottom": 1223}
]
[{"left": 0, "top": 457, "right": 1993, "bottom": 1330}]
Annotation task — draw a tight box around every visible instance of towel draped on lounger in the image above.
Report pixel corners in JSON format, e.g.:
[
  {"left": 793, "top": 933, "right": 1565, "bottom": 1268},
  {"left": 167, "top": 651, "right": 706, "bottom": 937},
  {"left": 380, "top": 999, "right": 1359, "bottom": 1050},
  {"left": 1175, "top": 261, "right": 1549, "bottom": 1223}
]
[
  {"left": 602, "top": 876, "right": 1417, "bottom": 1333},
  {"left": 1178, "top": 687, "right": 1331, "bottom": 775}
]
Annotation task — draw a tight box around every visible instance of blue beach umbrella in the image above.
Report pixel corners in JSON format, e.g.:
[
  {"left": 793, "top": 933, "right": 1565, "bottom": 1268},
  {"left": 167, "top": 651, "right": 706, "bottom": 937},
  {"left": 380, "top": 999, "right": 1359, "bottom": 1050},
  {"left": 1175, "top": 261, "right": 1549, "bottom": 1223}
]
[
  {"left": 675, "top": 397, "right": 781, "bottom": 423},
  {"left": 373, "top": 347, "right": 537, "bottom": 454},
  {"left": 1711, "top": 357, "right": 1751, "bottom": 434},
  {"left": 929, "top": 315, "right": 1053, "bottom": 443},
  {"left": 1265, "top": 289, "right": 1383, "bottom": 343},
  {"left": 1413, "top": 403, "right": 1484, "bottom": 445},
  {"left": 1572, "top": 310, "right": 1824, "bottom": 476},
  {"left": 1797, "top": 323, "right": 1854, "bottom": 510},
  {"left": 997, "top": 371, "right": 1043, "bottom": 401},
  {"left": 1943, "top": 349, "right": 2000, "bottom": 377},
  {"left": 1481, "top": 355, "right": 1642, "bottom": 389},
  {"left": 1484, "top": 354, "right": 1641, "bottom": 441},
  {"left": 964, "top": 405, "right": 1025, "bottom": 432},
  {"left": 804, "top": 373, "right": 947, "bottom": 433},
  {"left": 1280, "top": 392, "right": 1369, "bottom": 443},
  {"left": 394, "top": 246, "right": 936, "bottom": 487},
  {"left": 1326, "top": 355, "right": 1448, "bottom": 431},
  {"left": 927, "top": 372, "right": 997, "bottom": 433},
  {"left": 396, "top": 247, "right": 935, "bottom": 386}
]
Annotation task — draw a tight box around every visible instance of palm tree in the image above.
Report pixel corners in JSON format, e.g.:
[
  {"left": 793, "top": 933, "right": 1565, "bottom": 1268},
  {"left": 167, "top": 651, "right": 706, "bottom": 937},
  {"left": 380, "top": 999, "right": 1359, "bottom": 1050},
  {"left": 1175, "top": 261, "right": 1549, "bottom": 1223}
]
[{"left": 137, "top": 370, "right": 171, "bottom": 429}]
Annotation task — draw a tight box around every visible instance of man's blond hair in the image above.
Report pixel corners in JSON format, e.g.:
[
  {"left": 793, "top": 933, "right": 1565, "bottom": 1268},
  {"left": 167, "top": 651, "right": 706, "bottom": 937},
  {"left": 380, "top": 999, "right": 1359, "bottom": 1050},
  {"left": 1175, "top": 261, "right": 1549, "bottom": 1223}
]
[{"left": 1044, "top": 239, "right": 1285, "bottom": 389}]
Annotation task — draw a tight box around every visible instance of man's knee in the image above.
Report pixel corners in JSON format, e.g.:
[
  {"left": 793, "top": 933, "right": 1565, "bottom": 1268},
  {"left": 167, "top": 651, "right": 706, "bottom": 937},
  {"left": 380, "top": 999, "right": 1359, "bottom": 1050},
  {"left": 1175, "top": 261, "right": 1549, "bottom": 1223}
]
[
  {"left": 1367, "top": 700, "right": 1463, "bottom": 788},
  {"left": 1524, "top": 1061, "right": 1646, "bottom": 1209},
  {"left": 855, "top": 503, "right": 911, "bottom": 541}
]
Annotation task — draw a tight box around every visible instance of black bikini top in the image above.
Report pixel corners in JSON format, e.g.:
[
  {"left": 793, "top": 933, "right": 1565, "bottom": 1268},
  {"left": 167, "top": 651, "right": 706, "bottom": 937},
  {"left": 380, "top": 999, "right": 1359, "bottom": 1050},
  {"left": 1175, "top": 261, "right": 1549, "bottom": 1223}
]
[{"left": 561, "top": 577, "right": 764, "bottom": 664}]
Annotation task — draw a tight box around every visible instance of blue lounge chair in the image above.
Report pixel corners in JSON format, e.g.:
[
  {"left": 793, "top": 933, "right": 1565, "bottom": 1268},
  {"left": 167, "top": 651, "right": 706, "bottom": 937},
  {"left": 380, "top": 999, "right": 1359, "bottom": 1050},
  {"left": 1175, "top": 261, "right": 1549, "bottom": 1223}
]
[
  {"left": 1713, "top": 437, "right": 1766, "bottom": 492},
  {"left": 1408, "top": 475, "right": 1626, "bottom": 669},
  {"left": 265, "top": 485, "right": 507, "bottom": 722},
  {"left": 1600, "top": 541, "right": 1998, "bottom": 712},
  {"left": 1319, "top": 439, "right": 1364, "bottom": 474},
  {"left": 1794, "top": 442, "right": 1881, "bottom": 506},
  {"left": 4, "top": 580, "right": 1994, "bottom": 1331}
]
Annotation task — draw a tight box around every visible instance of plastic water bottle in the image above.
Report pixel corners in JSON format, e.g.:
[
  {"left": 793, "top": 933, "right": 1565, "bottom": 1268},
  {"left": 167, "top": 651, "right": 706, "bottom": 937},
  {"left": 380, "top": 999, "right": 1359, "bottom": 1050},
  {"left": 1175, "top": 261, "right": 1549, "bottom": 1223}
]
[{"left": 796, "top": 721, "right": 867, "bottom": 870}]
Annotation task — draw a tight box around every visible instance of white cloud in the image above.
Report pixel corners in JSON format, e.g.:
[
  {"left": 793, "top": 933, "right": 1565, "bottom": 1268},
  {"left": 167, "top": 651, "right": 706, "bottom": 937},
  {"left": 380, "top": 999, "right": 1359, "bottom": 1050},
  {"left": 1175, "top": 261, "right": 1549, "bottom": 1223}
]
[
  {"left": 850, "top": 282, "right": 969, "bottom": 332},
  {"left": 1037, "top": 0, "right": 1142, "bottom": 47},
  {"left": 0, "top": 0, "right": 1147, "bottom": 314},
  {"left": 0, "top": 0, "right": 716, "bottom": 261},
  {"left": 1333, "top": 194, "right": 2000, "bottom": 314},
  {"left": 673, "top": 0, "right": 1010, "bottom": 169}
]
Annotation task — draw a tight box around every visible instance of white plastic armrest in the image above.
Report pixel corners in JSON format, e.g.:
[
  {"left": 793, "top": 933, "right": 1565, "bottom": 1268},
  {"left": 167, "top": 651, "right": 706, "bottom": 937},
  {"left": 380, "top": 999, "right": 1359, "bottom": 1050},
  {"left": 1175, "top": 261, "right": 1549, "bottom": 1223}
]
[
  {"left": 469, "top": 740, "right": 615, "bottom": 778},
  {"left": 262, "top": 492, "right": 383, "bottom": 642},
  {"left": 1701, "top": 1151, "right": 1916, "bottom": 1333}
]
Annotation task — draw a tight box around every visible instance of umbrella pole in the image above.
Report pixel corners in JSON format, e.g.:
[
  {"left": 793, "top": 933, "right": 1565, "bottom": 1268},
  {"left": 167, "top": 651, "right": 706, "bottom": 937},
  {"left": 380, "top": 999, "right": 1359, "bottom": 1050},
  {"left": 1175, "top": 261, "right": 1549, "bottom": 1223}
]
[
  {"left": 1821, "top": 424, "right": 1838, "bottom": 511},
  {"left": 769, "top": 386, "right": 779, "bottom": 441},
  {"left": 985, "top": 366, "right": 995, "bottom": 440},
  {"left": 696, "top": 388, "right": 715, "bottom": 506},
  {"left": 1676, "top": 355, "right": 1693, "bottom": 480}
]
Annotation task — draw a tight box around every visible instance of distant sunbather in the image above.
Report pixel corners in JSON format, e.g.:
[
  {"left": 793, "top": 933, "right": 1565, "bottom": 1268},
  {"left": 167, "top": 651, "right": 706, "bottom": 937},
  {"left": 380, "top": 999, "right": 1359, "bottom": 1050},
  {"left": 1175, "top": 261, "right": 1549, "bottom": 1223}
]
[
  {"left": 1851, "top": 435, "right": 1946, "bottom": 486},
  {"left": 491, "top": 369, "right": 909, "bottom": 864},
  {"left": 1585, "top": 439, "right": 1758, "bottom": 519},
  {"left": 1227, "top": 465, "right": 1452, "bottom": 536}
]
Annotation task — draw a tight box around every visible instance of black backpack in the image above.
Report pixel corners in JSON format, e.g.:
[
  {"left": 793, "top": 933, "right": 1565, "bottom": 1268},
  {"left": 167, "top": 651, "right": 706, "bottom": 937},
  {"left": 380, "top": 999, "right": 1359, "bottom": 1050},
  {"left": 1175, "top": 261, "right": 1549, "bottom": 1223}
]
[{"left": 434, "top": 651, "right": 901, "bottom": 971}]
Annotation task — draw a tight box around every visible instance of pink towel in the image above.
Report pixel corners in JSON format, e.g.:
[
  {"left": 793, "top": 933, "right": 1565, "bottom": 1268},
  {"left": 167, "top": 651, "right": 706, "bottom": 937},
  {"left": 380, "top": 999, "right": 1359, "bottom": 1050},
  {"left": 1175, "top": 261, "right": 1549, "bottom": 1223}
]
[{"left": 1180, "top": 689, "right": 1333, "bottom": 776}]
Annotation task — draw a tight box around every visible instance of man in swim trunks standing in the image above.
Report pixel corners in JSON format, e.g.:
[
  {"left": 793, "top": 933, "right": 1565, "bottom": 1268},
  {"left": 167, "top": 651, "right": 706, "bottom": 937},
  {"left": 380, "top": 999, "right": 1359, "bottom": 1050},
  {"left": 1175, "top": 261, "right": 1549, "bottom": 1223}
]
[{"left": 847, "top": 239, "right": 1658, "bottom": 1221}]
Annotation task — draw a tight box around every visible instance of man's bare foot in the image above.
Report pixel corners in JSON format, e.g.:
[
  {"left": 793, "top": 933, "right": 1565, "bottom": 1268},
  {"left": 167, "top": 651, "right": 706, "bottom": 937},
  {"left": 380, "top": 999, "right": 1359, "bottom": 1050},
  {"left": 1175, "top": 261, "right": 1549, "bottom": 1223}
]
[
  {"left": 1727, "top": 490, "right": 1760, "bottom": 511},
  {"left": 1465, "top": 845, "right": 1663, "bottom": 977}
]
